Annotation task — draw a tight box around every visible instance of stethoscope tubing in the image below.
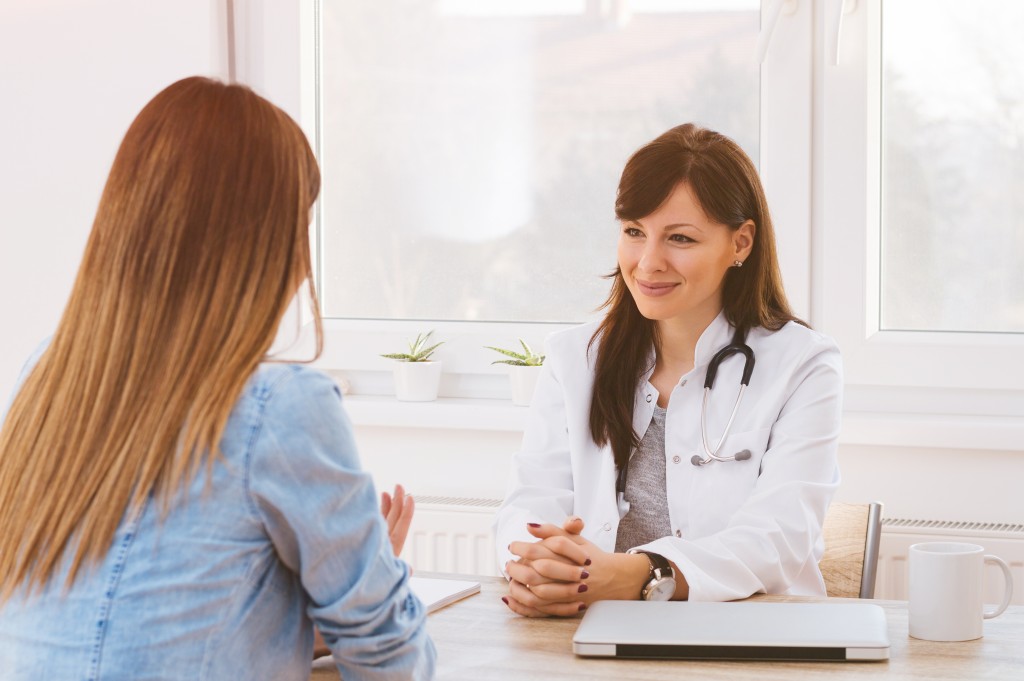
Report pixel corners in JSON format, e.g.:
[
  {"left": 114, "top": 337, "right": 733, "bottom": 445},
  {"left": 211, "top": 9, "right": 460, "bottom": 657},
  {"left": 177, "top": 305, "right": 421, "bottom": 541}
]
[
  {"left": 691, "top": 328, "right": 755, "bottom": 467},
  {"left": 696, "top": 383, "right": 747, "bottom": 463}
]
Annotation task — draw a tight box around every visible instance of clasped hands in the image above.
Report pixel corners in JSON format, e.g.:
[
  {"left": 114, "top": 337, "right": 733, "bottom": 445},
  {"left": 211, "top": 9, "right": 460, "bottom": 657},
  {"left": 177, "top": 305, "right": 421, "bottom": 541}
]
[{"left": 503, "top": 516, "right": 651, "bottom": 617}]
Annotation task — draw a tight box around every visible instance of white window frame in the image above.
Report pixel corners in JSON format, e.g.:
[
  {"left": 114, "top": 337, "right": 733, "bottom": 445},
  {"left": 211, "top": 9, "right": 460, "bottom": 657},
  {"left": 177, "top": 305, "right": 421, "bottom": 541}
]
[{"left": 816, "top": 0, "right": 1024, "bottom": 450}]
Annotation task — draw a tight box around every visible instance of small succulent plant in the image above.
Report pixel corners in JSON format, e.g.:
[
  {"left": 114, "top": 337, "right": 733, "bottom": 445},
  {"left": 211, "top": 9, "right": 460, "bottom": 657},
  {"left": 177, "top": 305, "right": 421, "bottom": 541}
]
[
  {"left": 485, "top": 339, "right": 545, "bottom": 367},
  {"left": 381, "top": 331, "right": 443, "bottom": 362}
]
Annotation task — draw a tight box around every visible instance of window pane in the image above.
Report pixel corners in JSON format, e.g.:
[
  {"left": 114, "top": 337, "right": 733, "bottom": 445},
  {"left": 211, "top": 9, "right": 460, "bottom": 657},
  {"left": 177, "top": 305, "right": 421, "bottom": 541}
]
[
  {"left": 319, "top": 0, "right": 760, "bottom": 322},
  {"left": 881, "top": 0, "right": 1024, "bottom": 333}
]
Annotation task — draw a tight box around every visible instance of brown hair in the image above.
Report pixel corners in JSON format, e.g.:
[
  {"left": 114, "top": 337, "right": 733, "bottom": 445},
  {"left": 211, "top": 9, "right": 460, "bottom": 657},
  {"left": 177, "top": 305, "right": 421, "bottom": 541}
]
[
  {"left": 589, "top": 123, "right": 803, "bottom": 468},
  {"left": 0, "top": 76, "right": 322, "bottom": 599}
]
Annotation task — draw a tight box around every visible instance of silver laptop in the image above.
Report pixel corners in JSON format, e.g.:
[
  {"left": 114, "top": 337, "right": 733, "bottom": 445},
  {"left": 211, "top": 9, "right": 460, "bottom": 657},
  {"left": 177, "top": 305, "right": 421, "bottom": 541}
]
[{"left": 573, "top": 601, "right": 890, "bottom": 662}]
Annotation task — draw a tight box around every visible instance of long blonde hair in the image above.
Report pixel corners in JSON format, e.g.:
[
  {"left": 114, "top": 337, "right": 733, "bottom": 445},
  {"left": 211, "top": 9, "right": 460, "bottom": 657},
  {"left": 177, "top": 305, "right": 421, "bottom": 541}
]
[{"left": 0, "top": 77, "right": 322, "bottom": 599}]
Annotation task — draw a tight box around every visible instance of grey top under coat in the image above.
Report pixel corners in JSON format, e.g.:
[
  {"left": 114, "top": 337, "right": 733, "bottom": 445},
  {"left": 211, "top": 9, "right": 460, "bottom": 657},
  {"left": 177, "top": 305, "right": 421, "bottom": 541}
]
[{"left": 615, "top": 406, "right": 673, "bottom": 552}]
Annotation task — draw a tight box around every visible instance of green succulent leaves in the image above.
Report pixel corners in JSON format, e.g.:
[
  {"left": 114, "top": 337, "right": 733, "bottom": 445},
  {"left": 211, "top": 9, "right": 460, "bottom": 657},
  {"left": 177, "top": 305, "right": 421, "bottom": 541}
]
[
  {"left": 485, "top": 338, "right": 545, "bottom": 367},
  {"left": 381, "top": 331, "right": 443, "bottom": 362}
]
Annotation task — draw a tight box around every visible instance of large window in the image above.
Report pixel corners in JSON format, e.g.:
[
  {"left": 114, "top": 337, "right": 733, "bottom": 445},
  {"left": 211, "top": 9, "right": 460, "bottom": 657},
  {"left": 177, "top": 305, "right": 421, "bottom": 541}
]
[
  {"left": 880, "top": 0, "right": 1024, "bottom": 334},
  {"left": 318, "top": 0, "right": 762, "bottom": 324},
  {"left": 246, "top": 1, "right": 1019, "bottom": 445}
]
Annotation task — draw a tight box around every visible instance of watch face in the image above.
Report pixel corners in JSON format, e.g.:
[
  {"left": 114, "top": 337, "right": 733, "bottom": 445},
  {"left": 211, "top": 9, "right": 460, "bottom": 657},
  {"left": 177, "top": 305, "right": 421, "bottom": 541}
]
[{"left": 646, "top": 578, "right": 676, "bottom": 601}]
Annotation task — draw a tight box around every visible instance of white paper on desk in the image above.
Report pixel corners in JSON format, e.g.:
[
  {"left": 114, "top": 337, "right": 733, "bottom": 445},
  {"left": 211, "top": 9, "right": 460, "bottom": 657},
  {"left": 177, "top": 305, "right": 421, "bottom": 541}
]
[{"left": 409, "top": 576, "right": 481, "bottom": 613}]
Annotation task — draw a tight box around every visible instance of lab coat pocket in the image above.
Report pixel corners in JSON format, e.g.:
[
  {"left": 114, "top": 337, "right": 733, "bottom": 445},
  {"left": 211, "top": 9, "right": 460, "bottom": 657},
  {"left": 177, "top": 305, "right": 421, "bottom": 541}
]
[{"left": 687, "top": 427, "right": 771, "bottom": 536}]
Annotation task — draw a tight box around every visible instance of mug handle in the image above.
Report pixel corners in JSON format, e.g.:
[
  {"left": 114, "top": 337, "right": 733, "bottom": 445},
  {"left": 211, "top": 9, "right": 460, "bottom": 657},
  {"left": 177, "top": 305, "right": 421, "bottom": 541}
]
[{"left": 983, "top": 555, "right": 1014, "bottom": 620}]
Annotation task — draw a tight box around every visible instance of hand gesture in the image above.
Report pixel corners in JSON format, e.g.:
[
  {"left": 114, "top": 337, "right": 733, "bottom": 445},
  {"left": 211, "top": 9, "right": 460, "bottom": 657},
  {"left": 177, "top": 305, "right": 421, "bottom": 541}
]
[{"left": 380, "top": 484, "right": 415, "bottom": 556}]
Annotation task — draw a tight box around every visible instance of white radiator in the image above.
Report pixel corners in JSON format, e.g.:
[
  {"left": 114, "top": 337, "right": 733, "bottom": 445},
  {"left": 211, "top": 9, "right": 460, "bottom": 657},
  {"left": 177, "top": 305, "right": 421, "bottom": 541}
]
[
  {"left": 402, "top": 496, "right": 503, "bottom": 577},
  {"left": 406, "top": 497, "right": 1024, "bottom": 605},
  {"left": 877, "top": 518, "right": 1024, "bottom": 605}
]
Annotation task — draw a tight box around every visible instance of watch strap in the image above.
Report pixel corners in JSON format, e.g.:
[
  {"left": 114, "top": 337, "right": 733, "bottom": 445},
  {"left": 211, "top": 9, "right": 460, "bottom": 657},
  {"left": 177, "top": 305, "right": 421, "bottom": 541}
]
[
  {"left": 629, "top": 549, "right": 673, "bottom": 578},
  {"left": 628, "top": 549, "right": 675, "bottom": 599}
]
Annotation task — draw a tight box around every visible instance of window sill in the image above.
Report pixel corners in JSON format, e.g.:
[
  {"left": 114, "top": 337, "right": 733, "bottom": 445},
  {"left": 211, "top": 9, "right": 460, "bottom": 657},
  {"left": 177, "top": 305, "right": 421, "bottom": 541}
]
[{"left": 342, "top": 394, "right": 528, "bottom": 432}]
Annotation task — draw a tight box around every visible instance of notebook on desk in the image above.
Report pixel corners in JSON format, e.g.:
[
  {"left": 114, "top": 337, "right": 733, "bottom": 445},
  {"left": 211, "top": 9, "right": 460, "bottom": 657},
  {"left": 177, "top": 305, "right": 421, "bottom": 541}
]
[
  {"left": 573, "top": 600, "right": 890, "bottom": 662},
  {"left": 409, "top": 576, "right": 480, "bottom": 613}
]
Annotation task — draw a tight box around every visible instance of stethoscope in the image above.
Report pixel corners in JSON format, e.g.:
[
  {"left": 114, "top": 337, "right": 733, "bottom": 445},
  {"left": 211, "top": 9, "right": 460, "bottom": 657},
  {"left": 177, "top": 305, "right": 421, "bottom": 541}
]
[
  {"left": 616, "top": 328, "right": 756, "bottom": 494},
  {"left": 690, "top": 327, "right": 755, "bottom": 467}
]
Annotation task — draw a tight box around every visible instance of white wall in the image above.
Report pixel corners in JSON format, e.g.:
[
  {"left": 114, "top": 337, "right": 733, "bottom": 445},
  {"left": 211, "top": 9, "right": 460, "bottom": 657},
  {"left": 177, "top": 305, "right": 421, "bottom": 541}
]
[
  {"left": 0, "top": 1, "right": 227, "bottom": 402},
  {"left": 833, "top": 444, "right": 1022, "bottom": 523}
]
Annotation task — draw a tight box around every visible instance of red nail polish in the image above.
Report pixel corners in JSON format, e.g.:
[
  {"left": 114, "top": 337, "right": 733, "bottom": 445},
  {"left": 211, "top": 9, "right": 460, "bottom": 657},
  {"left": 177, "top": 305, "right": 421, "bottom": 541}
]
[
  {"left": 580, "top": 570, "right": 590, "bottom": 579},
  {"left": 578, "top": 603, "right": 587, "bottom": 612},
  {"left": 578, "top": 584, "right": 588, "bottom": 593},
  {"left": 502, "top": 596, "right": 509, "bottom": 605},
  {"left": 584, "top": 558, "right": 592, "bottom": 566},
  {"left": 527, "top": 522, "right": 541, "bottom": 528}
]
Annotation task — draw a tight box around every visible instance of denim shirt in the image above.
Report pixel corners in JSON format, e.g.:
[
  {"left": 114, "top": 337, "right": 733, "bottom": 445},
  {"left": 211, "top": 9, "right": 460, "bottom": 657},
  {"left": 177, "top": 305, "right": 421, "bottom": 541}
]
[{"left": 0, "top": 351, "right": 436, "bottom": 681}]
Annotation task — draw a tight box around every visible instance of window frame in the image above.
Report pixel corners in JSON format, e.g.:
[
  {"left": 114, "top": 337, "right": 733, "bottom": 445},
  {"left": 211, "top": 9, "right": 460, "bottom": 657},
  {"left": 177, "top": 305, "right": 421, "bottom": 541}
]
[{"left": 815, "top": 0, "right": 1024, "bottom": 448}]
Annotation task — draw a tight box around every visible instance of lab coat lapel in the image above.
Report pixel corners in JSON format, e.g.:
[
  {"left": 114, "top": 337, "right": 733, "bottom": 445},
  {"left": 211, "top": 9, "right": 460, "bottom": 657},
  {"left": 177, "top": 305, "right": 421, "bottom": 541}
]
[{"left": 631, "top": 344, "right": 658, "bottom": 446}]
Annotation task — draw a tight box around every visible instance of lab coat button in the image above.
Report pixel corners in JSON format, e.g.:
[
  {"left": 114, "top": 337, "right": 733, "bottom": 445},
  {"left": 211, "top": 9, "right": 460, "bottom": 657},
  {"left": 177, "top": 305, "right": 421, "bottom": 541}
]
[
  {"left": 672, "top": 455, "right": 681, "bottom": 464},
  {"left": 645, "top": 394, "right": 652, "bottom": 403},
  {"left": 602, "top": 522, "right": 612, "bottom": 532},
  {"left": 675, "top": 529, "right": 682, "bottom": 538}
]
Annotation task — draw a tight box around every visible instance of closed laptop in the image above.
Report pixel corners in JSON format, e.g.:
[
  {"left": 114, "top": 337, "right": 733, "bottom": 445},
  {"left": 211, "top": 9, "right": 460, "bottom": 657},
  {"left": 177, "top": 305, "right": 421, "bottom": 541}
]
[{"left": 573, "top": 600, "right": 890, "bottom": 662}]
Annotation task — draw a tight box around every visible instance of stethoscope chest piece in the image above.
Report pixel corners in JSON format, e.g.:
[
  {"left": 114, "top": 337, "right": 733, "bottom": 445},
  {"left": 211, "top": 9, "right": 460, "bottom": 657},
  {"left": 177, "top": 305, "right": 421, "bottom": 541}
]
[{"left": 691, "top": 449, "right": 752, "bottom": 467}]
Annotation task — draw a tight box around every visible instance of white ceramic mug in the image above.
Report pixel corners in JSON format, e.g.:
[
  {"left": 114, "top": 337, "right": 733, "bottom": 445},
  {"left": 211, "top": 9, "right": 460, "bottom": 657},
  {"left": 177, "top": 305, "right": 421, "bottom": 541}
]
[{"left": 908, "top": 542, "right": 1014, "bottom": 641}]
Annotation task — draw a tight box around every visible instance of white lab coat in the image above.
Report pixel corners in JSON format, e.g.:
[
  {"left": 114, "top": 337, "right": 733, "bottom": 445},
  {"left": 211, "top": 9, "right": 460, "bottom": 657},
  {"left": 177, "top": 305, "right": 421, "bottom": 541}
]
[{"left": 494, "top": 311, "right": 843, "bottom": 601}]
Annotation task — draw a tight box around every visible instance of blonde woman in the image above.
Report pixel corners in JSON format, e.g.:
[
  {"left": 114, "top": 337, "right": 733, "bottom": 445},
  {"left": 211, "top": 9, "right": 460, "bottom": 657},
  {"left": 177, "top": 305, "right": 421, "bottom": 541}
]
[{"left": 0, "top": 77, "right": 434, "bottom": 680}]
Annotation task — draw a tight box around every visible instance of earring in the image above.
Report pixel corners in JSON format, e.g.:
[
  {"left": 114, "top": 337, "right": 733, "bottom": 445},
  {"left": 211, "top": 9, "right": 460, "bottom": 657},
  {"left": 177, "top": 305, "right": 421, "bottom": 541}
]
[{"left": 733, "top": 260, "right": 743, "bottom": 268}]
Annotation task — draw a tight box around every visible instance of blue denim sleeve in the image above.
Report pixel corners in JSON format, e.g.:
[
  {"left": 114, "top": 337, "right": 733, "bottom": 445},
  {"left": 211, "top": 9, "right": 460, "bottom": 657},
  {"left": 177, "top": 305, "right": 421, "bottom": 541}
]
[{"left": 246, "top": 367, "right": 435, "bottom": 681}]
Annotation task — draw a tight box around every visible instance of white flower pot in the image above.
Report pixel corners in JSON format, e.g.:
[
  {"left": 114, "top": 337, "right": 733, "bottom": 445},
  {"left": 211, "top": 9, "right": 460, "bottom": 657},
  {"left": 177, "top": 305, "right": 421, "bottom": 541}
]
[
  {"left": 393, "top": 361, "right": 442, "bottom": 402},
  {"left": 508, "top": 365, "right": 543, "bottom": 407}
]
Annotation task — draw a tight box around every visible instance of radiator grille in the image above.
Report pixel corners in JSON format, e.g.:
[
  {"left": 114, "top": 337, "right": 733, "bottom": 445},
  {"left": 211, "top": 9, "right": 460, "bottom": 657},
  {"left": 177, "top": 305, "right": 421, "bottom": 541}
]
[
  {"left": 404, "top": 496, "right": 502, "bottom": 576},
  {"left": 883, "top": 517, "right": 1024, "bottom": 536}
]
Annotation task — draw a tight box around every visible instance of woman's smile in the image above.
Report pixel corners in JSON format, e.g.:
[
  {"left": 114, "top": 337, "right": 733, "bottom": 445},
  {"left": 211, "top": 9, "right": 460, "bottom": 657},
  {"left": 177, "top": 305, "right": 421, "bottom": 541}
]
[{"left": 635, "top": 279, "right": 679, "bottom": 297}]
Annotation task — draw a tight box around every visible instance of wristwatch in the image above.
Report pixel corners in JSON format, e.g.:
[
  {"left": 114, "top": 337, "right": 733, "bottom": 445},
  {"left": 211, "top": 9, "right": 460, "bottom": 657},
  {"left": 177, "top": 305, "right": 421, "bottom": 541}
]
[{"left": 627, "top": 549, "right": 676, "bottom": 601}]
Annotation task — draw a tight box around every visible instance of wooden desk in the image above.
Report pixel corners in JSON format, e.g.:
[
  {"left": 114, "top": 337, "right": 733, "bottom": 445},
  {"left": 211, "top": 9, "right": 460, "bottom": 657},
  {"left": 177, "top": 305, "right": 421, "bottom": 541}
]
[{"left": 313, "top": 577, "right": 1024, "bottom": 680}]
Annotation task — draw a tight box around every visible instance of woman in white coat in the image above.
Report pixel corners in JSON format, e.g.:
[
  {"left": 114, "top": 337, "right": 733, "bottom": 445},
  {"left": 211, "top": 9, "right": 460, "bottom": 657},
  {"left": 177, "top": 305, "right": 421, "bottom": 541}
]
[{"left": 495, "top": 123, "right": 842, "bottom": 617}]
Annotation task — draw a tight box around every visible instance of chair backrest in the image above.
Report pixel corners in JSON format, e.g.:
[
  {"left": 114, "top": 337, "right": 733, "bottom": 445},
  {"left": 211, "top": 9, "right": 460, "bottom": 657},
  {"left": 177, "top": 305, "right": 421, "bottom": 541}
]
[{"left": 819, "top": 501, "right": 883, "bottom": 599}]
